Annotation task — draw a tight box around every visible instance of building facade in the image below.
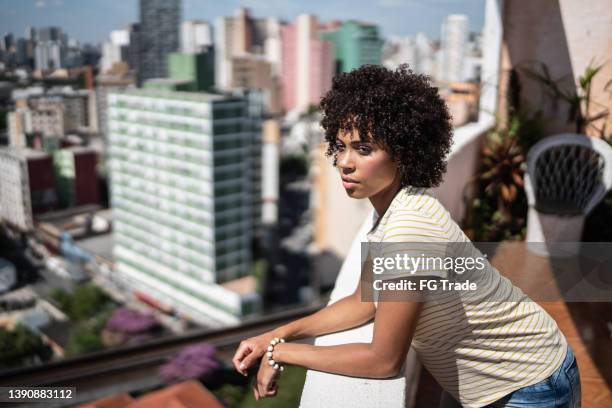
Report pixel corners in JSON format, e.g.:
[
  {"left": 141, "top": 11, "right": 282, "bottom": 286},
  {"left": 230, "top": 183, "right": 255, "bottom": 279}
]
[
  {"left": 101, "top": 29, "right": 131, "bottom": 73},
  {"left": 107, "top": 89, "right": 261, "bottom": 326},
  {"left": 281, "top": 15, "right": 334, "bottom": 114},
  {"left": 34, "top": 27, "right": 66, "bottom": 71},
  {"left": 181, "top": 20, "right": 213, "bottom": 54},
  {"left": 214, "top": 9, "right": 282, "bottom": 113},
  {"left": 0, "top": 148, "right": 57, "bottom": 231},
  {"left": 321, "top": 20, "right": 384, "bottom": 74},
  {"left": 53, "top": 147, "right": 100, "bottom": 208},
  {"left": 138, "top": 0, "right": 181, "bottom": 83},
  {"left": 168, "top": 52, "right": 215, "bottom": 92},
  {"left": 439, "top": 14, "right": 469, "bottom": 83}
]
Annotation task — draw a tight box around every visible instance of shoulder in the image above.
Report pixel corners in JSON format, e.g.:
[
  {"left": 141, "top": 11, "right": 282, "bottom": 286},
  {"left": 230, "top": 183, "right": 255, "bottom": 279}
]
[{"left": 384, "top": 189, "right": 454, "bottom": 242}]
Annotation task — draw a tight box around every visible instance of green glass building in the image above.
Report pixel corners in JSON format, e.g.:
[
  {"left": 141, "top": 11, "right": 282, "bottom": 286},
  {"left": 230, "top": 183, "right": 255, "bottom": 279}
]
[{"left": 320, "top": 21, "right": 384, "bottom": 74}]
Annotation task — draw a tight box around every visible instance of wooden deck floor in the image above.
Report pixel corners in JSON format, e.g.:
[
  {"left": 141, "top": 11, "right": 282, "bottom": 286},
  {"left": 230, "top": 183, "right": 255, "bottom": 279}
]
[{"left": 414, "top": 242, "right": 612, "bottom": 407}]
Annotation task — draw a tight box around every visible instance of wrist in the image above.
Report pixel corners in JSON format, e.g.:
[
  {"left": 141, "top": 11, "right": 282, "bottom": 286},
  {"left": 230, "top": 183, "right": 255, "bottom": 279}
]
[
  {"left": 270, "top": 326, "right": 292, "bottom": 342},
  {"left": 272, "top": 342, "right": 286, "bottom": 364},
  {"left": 266, "top": 337, "right": 286, "bottom": 372}
]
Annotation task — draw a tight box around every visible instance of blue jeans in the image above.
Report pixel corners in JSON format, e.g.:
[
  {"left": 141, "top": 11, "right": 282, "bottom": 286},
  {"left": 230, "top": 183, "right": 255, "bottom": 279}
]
[{"left": 439, "top": 345, "right": 581, "bottom": 407}]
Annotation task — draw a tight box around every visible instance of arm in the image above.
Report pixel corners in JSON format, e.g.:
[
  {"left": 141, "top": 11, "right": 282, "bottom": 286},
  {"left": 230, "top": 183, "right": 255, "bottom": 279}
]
[
  {"left": 233, "top": 278, "right": 376, "bottom": 374},
  {"left": 271, "top": 278, "right": 376, "bottom": 341},
  {"left": 272, "top": 293, "right": 423, "bottom": 378}
]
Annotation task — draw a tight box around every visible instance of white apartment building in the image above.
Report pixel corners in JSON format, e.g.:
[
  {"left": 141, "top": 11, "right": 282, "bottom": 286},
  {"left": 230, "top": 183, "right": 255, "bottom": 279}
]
[
  {"left": 181, "top": 20, "right": 213, "bottom": 54},
  {"left": 440, "top": 14, "right": 469, "bottom": 83},
  {"left": 0, "top": 148, "right": 51, "bottom": 231},
  {"left": 107, "top": 89, "right": 261, "bottom": 326}
]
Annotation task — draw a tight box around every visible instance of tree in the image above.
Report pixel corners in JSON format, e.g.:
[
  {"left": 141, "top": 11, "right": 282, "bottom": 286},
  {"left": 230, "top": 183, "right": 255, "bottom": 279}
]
[
  {"left": 105, "top": 308, "right": 158, "bottom": 334},
  {"left": 159, "top": 343, "right": 220, "bottom": 383},
  {"left": 50, "top": 284, "right": 113, "bottom": 321},
  {"left": 0, "top": 325, "right": 52, "bottom": 369}
]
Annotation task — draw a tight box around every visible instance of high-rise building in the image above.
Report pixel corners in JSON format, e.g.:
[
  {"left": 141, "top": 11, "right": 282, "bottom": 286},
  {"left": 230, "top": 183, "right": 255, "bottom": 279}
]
[
  {"left": 138, "top": 0, "right": 181, "bottom": 83},
  {"left": 321, "top": 20, "right": 384, "bottom": 74},
  {"left": 29, "top": 100, "right": 64, "bottom": 137},
  {"left": 0, "top": 148, "right": 57, "bottom": 231},
  {"left": 34, "top": 42, "right": 64, "bottom": 70},
  {"left": 439, "top": 14, "right": 469, "bottom": 83},
  {"left": 414, "top": 32, "right": 436, "bottom": 76},
  {"left": 27, "top": 92, "right": 90, "bottom": 137},
  {"left": 101, "top": 29, "right": 131, "bottom": 73},
  {"left": 107, "top": 89, "right": 261, "bottom": 326},
  {"left": 15, "top": 38, "right": 29, "bottom": 67},
  {"left": 34, "top": 26, "right": 66, "bottom": 70},
  {"left": 8, "top": 110, "right": 31, "bottom": 147},
  {"left": 281, "top": 14, "right": 334, "bottom": 113},
  {"left": 3, "top": 33, "right": 14, "bottom": 51},
  {"left": 25, "top": 26, "right": 36, "bottom": 42},
  {"left": 167, "top": 51, "right": 215, "bottom": 92},
  {"left": 181, "top": 20, "right": 213, "bottom": 54},
  {"left": 462, "top": 31, "right": 483, "bottom": 83},
  {"left": 214, "top": 8, "right": 282, "bottom": 113},
  {"left": 53, "top": 147, "right": 100, "bottom": 207},
  {"left": 382, "top": 33, "right": 436, "bottom": 78},
  {"left": 95, "top": 73, "right": 136, "bottom": 142}
]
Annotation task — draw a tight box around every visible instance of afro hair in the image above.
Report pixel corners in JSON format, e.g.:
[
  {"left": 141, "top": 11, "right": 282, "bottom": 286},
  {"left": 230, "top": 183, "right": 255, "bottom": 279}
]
[{"left": 319, "top": 64, "right": 453, "bottom": 188}]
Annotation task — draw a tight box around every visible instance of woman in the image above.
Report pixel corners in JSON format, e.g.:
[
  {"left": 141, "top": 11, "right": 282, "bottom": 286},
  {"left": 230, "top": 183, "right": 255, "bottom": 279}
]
[{"left": 232, "top": 65, "right": 581, "bottom": 407}]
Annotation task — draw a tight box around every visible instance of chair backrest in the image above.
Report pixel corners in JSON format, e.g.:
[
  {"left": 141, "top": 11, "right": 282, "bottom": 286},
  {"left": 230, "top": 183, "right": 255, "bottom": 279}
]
[{"left": 525, "top": 134, "right": 612, "bottom": 215}]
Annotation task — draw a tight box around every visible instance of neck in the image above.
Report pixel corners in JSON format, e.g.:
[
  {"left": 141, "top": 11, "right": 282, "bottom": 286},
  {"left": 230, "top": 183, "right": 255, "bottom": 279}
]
[{"left": 369, "top": 176, "right": 403, "bottom": 218}]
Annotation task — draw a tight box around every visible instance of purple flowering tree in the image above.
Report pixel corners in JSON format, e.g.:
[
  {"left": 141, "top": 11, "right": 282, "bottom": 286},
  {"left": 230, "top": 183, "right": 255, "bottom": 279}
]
[
  {"left": 159, "top": 343, "right": 220, "bottom": 383},
  {"left": 105, "top": 308, "right": 158, "bottom": 334}
]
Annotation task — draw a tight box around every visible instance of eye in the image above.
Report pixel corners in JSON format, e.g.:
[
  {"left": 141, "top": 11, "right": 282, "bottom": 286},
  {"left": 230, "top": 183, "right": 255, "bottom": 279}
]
[
  {"left": 335, "top": 142, "right": 345, "bottom": 151},
  {"left": 358, "top": 145, "right": 372, "bottom": 154}
]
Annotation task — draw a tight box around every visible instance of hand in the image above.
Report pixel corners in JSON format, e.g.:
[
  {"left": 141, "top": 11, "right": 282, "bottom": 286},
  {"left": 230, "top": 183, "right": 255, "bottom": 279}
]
[
  {"left": 253, "top": 355, "right": 280, "bottom": 400},
  {"left": 232, "top": 332, "right": 277, "bottom": 376}
]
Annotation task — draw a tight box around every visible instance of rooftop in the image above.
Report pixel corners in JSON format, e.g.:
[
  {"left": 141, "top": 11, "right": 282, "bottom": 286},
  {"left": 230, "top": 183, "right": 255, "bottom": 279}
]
[
  {"left": 111, "top": 88, "right": 242, "bottom": 104},
  {"left": 0, "top": 147, "right": 50, "bottom": 160},
  {"left": 79, "top": 380, "right": 224, "bottom": 408}
]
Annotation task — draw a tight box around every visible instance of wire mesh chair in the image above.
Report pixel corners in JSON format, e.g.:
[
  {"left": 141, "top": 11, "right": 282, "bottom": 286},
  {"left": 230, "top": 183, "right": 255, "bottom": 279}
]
[{"left": 524, "top": 134, "right": 612, "bottom": 257}]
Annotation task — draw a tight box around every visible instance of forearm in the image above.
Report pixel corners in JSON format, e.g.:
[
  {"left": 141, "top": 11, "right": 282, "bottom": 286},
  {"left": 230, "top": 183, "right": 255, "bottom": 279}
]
[
  {"left": 272, "top": 342, "right": 398, "bottom": 379},
  {"left": 270, "top": 293, "right": 375, "bottom": 341}
]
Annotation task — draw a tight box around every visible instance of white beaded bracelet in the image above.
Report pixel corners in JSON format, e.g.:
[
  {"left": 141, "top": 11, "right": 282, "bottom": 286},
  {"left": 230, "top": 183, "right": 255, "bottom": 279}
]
[{"left": 267, "top": 337, "right": 286, "bottom": 372}]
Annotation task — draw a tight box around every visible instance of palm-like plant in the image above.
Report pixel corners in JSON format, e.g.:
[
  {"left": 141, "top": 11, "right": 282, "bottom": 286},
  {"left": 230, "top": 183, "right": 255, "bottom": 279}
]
[
  {"left": 480, "top": 119, "right": 526, "bottom": 213},
  {"left": 464, "top": 116, "right": 528, "bottom": 241},
  {"left": 522, "top": 61, "right": 611, "bottom": 136}
]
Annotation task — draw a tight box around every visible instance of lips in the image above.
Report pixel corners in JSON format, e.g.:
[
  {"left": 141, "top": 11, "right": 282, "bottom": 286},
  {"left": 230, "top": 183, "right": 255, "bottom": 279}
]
[
  {"left": 341, "top": 177, "right": 359, "bottom": 184},
  {"left": 341, "top": 177, "right": 359, "bottom": 189}
]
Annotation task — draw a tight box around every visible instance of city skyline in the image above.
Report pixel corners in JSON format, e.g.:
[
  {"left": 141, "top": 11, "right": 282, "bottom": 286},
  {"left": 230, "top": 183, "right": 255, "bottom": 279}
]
[{"left": 0, "top": 0, "right": 485, "bottom": 45}]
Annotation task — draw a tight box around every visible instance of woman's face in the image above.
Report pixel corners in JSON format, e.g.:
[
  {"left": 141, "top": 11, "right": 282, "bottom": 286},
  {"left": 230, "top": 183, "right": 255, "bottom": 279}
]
[{"left": 335, "top": 128, "right": 400, "bottom": 199}]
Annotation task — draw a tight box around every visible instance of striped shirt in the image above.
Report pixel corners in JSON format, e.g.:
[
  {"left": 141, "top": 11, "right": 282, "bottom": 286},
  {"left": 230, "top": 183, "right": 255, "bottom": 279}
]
[{"left": 366, "top": 186, "right": 567, "bottom": 408}]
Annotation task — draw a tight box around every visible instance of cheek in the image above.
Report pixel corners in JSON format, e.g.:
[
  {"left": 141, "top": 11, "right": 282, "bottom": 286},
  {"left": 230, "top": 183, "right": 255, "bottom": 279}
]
[
  {"left": 370, "top": 157, "right": 397, "bottom": 179},
  {"left": 361, "top": 155, "right": 397, "bottom": 183}
]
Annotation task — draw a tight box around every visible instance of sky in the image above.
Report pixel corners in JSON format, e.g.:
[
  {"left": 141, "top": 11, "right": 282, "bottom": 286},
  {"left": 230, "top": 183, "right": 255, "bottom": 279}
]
[{"left": 0, "top": 0, "right": 485, "bottom": 45}]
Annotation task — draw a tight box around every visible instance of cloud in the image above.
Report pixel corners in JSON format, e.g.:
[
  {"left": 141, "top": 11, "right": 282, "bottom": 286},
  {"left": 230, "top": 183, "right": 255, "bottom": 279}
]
[
  {"left": 377, "top": 0, "right": 407, "bottom": 7},
  {"left": 35, "top": 0, "right": 64, "bottom": 8},
  {"left": 378, "top": 0, "right": 479, "bottom": 7}
]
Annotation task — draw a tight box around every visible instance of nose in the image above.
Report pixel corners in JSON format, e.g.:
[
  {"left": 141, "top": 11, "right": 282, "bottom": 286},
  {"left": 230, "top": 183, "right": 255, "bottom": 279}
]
[{"left": 337, "top": 148, "right": 355, "bottom": 173}]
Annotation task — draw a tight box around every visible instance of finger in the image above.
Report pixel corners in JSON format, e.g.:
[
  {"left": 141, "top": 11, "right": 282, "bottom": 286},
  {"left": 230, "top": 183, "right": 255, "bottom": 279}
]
[
  {"left": 232, "top": 343, "right": 253, "bottom": 374},
  {"left": 258, "top": 382, "right": 268, "bottom": 399},
  {"left": 266, "top": 382, "right": 278, "bottom": 397},
  {"left": 253, "top": 385, "right": 260, "bottom": 401},
  {"left": 240, "top": 351, "right": 263, "bottom": 373},
  {"left": 232, "top": 343, "right": 252, "bottom": 368}
]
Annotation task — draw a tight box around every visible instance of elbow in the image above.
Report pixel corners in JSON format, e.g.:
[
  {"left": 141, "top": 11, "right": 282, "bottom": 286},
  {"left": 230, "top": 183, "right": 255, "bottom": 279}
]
[
  {"left": 371, "top": 354, "right": 405, "bottom": 379},
  {"left": 380, "top": 359, "right": 404, "bottom": 378}
]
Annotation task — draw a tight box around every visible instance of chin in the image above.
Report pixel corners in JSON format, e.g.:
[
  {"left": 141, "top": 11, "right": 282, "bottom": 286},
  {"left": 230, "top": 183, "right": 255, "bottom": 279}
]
[{"left": 344, "top": 188, "right": 368, "bottom": 199}]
